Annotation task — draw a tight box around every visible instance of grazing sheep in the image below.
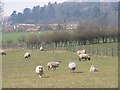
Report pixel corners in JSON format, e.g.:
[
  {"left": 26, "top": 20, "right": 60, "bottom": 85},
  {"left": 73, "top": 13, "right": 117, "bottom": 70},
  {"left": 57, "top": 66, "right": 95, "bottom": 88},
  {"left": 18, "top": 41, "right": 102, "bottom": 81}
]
[
  {"left": 40, "top": 46, "right": 44, "bottom": 51},
  {"left": 47, "top": 61, "right": 60, "bottom": 70},
  {"left": 35, "top": 65, "right": 44, "bottom": 78},
  {"left": 78, "top": 53, "right": 90, "bottom": 61},
  {"left": 89, "top": 65, "right": 98, "bottom": 72},
  {"left": 68, "top": 62, "right": 76, "bottom": 73},
  {"left": 24, "top": 52, "right": 30, "bottom": 59},
  {"left": 0, "top": 50, "right": 6, "bottom": 55},
  {"left": 76, "top": 49, "right": 86, "bottom": 56}
]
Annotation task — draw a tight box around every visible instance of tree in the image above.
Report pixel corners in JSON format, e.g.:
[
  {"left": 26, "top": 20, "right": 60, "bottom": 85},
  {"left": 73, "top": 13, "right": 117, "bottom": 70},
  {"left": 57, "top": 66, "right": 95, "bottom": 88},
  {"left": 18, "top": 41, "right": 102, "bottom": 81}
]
[
  {"left": 31, "top": 5, "right": 40, "bottom": 23},
  {"left": 23, "top": 8, "right": 32, "bottom": 23},
  {"left": 0, "top": 1, "right": 3, "bottom": 26},
  {"left": 39, "top": 6, "right": 46, "bottom": 22},
  {"left": 8, "top": 2, "right": 118, "bottom": 25},
  {"left": 45, "top": 2, "right": 55, "bottom": 20},
  {"left": 17, "top": 12, "right": 23, "bottom": 23},
  {"left": 10, "top": 11, "right": 18, "bottom": 24}
]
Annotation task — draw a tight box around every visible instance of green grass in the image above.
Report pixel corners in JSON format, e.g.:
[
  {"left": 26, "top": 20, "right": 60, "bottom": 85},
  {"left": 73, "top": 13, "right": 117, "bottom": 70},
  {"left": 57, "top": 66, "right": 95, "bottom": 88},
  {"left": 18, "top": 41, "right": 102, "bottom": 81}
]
[
  {"left": 2, "top": 50, "right": 118, "bottom": 88},
  {"left": 2, "top": 32, "right": 29, "bottom": 43},
  {"left": 1, "top": 31, "right": 47, "bottom": 43}
]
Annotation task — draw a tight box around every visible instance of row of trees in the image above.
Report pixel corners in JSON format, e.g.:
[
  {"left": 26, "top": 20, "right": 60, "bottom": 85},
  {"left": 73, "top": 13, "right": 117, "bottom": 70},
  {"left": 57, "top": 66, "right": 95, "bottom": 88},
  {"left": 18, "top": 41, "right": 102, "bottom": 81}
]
[
  {"left": 16, "top": 28, "right": 117, "bottom": 46},
  {"left": 9, "top": 2, "right": 118, "bottom": 24}
]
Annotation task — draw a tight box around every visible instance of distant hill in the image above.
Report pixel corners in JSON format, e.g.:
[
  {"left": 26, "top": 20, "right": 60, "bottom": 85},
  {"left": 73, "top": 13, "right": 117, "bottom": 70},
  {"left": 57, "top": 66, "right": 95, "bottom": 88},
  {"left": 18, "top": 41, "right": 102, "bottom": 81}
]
[{"left": 9, "top": 2, "right": 118, "bottom": 25}]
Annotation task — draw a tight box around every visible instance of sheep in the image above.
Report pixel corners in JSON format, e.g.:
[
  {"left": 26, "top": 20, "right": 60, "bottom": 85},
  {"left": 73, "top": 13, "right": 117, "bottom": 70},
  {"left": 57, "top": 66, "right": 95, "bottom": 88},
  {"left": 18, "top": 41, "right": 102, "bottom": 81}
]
[
  {"left": 40, "top": 46, "right": 44, "bottom": 51},
  {"left": 35, "top": 65, "right": 44, "bottom": 78},
  {"left": 76, "top": 49, "right": 86, "bottom": 56},
  {"left": 89, "top": 65, "right": 98, "bottom": 72},
  {"left": 78, "top": 53, "right": 90, "bottom": 61},
  {"left": 0, "top": 50, "right": 6, "bottom": 55},
  {"left": 47, "top": 61, "right": 60, "bottom": 70},
  {"left": 24, "top": 52, "right": 30, "bottom": 59},
  {"left": 68, "top": 62, "right": 76, "bottom": 73}
]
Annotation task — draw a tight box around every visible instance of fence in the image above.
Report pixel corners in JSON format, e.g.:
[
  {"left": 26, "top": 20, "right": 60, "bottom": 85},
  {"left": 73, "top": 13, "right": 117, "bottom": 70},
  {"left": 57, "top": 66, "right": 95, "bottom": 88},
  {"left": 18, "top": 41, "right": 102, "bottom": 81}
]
[{"left": 1, "top": 43, "right": 119, "bottom": 56}]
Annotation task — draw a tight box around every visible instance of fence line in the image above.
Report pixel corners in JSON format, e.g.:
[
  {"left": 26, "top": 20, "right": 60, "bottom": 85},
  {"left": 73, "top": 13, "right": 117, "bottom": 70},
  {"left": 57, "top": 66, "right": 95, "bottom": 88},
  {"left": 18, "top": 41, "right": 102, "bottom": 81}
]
[{"left": 1, "top": 43, "right": 118, "bottom": 56}]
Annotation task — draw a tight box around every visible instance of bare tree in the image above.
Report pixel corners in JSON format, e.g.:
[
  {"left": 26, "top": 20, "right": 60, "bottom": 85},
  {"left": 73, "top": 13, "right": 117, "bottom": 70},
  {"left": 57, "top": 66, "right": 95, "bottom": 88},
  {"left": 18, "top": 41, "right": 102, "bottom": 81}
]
[{"left": 0, "top": 1, "right": 3, "bottom": 26}]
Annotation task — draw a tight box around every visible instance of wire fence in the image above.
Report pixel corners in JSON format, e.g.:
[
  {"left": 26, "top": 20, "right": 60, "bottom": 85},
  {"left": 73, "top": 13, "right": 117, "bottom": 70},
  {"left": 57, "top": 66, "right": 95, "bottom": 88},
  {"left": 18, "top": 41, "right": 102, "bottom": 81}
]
[{"left": 1, "top": 42, "right": 119, "bottom": 57}]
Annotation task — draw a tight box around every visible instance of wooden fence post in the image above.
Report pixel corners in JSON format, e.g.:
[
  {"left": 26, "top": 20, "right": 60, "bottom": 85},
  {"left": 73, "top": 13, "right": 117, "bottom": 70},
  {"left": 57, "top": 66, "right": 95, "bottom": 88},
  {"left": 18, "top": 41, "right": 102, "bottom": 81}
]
[
  {"left": 111, "top": 47, "right": 114, "bottom": 56},
  {"left": 106, "top": 47, "right": 108, "bottom": 56},
  {"left": 92, "top": 48, "right": 95, "bottom": 55},
  {"left": 96, "top": 47, "right": 98, "bottom": 55},
  {"left": 101, "top": 48, "right": 103, "bottom": 56},
  {"left": 117, "top": 46, "right": 119, "bottom": 56}
]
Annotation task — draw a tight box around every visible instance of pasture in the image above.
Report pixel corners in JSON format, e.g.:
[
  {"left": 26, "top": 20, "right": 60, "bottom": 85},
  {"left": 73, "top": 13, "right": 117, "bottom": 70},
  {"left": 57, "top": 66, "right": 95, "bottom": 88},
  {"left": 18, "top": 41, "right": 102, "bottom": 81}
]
[
  {"left": 1, "top": 31, "right": 118, "bottom": 56},
  {"left": 1, "top": 31, "right": 46, "bottom": 43},
  {"left": 2, "top": 50, "right": 118, "bottom": 88}
]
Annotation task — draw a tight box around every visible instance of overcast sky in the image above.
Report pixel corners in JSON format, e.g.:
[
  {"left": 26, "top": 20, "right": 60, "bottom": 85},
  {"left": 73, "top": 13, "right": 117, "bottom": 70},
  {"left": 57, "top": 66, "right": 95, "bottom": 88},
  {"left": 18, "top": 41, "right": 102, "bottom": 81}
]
[{"left": 3, "top": 0, "right": 119, "bottom": 16}]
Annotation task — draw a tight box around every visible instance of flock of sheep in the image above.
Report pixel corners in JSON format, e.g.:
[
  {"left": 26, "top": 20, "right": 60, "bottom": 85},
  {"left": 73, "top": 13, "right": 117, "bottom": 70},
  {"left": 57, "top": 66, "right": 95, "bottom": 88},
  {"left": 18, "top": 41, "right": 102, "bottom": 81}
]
[
  {"left": 23, "top": 48, "right": 98, "bottom": 78},
  {"left": 1, "top": 47, "right": 98, "bottom": 78}
]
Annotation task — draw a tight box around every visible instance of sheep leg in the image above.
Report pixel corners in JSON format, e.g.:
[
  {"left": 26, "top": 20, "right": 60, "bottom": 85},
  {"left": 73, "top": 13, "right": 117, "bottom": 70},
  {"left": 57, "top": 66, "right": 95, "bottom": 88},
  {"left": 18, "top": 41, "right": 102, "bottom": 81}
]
[
  {"left": 48, "top": 66, "right": 50, "bottom": 70},
  {"left": 79, "top": 58, "right": 81, "bottom": 61},
  {"left": 53, "top": 67, "right": 56, "bottom": 71},
  {"left": 38, "top": 74, "right": 42, "bottom": 78}
]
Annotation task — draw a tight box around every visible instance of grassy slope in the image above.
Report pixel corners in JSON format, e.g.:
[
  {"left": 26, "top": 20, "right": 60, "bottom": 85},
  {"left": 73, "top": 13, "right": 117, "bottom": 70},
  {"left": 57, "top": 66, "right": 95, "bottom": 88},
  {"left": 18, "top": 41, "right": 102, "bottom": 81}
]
[
  {"left": 2, "top": 31, "right": 45, "bottom": 43},
  {"left": 2, "top": 50, "right": 118, "bottom": 88}
]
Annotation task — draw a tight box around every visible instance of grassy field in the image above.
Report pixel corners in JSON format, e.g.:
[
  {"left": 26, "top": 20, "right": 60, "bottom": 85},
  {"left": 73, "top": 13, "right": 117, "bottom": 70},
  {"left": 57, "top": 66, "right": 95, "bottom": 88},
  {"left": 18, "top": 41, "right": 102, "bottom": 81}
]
[
  {"left": 2, "top": 50, "right": 118, "bottom": 88},
  {"left": 1, "top": 31, "right": 46, "bottom": 43}
]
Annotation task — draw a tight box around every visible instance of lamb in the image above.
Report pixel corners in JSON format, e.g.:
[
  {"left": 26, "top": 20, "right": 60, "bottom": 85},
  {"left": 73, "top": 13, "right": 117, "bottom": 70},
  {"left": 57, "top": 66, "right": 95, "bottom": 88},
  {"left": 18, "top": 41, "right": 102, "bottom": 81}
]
[
  {"left": 78, "top": 53, "right": 90, "bottom": 61},
  {"left": 47, "top": 61, "right": 60, "bottom": 70},
  {"left": 89, "top": 65, "right": 98, "bottom": 72},
  {"left": 76, "top": 49, "right": 86, "bottom": 56},
  {"left": 40, "top": 46, "right": 44, "bottom": 51},
  {"left": 0, "top": 50, "right": 6, "bottom": 55},
  {"left": 68, "top": 62, "right": 76, "bottom": 73},
  {"left": 35, "top": 65, "right": 44, "bottom": 78},
  {"left": 24, "top": 52, "right": 30, "bottom": 59}
]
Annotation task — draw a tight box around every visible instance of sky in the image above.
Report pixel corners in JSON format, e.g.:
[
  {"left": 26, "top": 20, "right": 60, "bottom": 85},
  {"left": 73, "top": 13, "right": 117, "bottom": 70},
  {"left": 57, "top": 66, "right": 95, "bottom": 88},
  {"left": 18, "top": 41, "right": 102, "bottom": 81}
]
[{"left": 3, "top": 0, "right": 119, "bottom": 16}]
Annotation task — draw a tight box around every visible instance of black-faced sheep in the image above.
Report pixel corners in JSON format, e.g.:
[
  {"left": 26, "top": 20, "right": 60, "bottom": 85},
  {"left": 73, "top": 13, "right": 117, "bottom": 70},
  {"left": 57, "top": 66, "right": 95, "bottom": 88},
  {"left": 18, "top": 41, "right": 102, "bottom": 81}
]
[
  {"left": 47, "top": 61, "right": 60, "bottom": 70},
  {"left": 68, "top": 62, "right": 76, "bottom": 73},
  {"left": 89, "top": 65, "right": 98, "bottom": 72},
  {"left": 78, "top": 54, "right": 90, "bottom": 61},
  {"left": 35, "top": 65, "right": 44, "bottom": 78},
  {"left": 0, "top": 50, "right": 6, "bottom": 55},
  {"left": 24, "top": 52, "right": 30, "bottom": 59},
  {"left": 76, "top": 49, "right": 86, "bottom": 56}
]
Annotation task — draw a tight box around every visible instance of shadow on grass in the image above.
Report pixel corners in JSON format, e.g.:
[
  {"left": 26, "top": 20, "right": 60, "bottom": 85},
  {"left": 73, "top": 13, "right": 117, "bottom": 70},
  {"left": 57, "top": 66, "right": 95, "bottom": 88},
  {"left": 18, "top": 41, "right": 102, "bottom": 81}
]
[
  {"left": 73, "top": 71, "right": 83, "bottom": 73},
  {"left": 42, "top": 75, "right": 51, "bottom": 78}
]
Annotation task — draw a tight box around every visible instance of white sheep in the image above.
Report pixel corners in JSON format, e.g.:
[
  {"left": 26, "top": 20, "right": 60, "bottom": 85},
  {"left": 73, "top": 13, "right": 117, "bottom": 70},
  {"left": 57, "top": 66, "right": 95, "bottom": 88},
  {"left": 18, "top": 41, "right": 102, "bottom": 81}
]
[
  {"left": 68, "top": 62, "right": 76, "bottom": 73},
  {"left": 89, "top": 65, "right": 98, "bottom": 72},
  {"left": 0, "top": 50, "right": 6, "bottom": 55},
  {"left": 35, "top": 65, "right": 44, "bottom": 78},
  {"left": 78, "top": 53, "right": 90, "bottom": 61},
  {"left": 24, "top": 52, "right": 30, "bottom": 59},
  {"left": 76, "top": 49, "right": 86, "bottom": 56},
  {"left": 47, "top": 61, "right": 60, "bottom": 70},
  {"left": 40, "top": 46, "right": 44, "bottom": 51}
]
